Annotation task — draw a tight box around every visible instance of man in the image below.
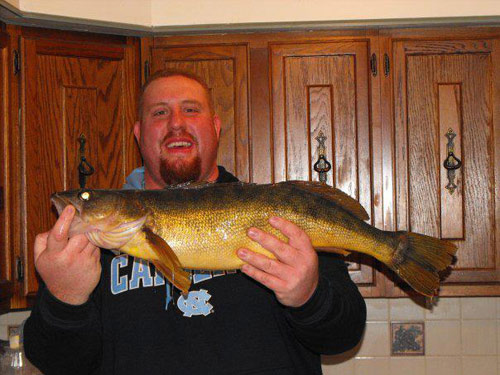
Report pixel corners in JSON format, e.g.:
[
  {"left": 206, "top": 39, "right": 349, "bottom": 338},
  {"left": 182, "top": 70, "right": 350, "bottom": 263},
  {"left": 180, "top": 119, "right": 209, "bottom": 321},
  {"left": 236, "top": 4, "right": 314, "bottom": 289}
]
[{"left": 24, "top": 70, "right": 366, "bottom": 374}]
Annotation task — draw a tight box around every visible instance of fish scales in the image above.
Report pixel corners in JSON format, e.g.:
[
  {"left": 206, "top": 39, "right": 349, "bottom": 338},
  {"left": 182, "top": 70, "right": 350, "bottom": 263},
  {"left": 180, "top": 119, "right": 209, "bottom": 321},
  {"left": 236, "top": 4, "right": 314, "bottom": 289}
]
[
  {"left": 140, "top": 184, "right": 388, "bottom": 269},
  {"left": 50, "top": 181, "right": 457, "bottom": 296}
]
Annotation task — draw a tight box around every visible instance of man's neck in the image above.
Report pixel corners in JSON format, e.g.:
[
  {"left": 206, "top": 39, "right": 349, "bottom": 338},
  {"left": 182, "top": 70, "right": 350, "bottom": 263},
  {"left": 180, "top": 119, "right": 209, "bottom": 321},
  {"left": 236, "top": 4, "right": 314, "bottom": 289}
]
[{"left": 144, "top": 166, "right": 219, "bottom": 189}]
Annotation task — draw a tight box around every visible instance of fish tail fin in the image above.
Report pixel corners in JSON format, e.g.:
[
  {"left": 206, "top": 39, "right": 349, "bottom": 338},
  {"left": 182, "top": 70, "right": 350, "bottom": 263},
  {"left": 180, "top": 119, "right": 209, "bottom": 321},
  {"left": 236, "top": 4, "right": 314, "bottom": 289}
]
[{"left": 390, "top": 232, "right": 457, "bottom": 296}]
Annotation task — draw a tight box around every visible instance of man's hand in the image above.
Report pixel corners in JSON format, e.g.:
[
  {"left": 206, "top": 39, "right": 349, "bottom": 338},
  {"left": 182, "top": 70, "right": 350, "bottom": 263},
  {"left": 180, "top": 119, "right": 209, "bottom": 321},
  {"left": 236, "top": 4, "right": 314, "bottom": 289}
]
[
  {"left": 34, "top": 205, "right": 101, "bottom": 305},
  {"left": 237, "top": 216, "right": 319, "bottom": 307}
]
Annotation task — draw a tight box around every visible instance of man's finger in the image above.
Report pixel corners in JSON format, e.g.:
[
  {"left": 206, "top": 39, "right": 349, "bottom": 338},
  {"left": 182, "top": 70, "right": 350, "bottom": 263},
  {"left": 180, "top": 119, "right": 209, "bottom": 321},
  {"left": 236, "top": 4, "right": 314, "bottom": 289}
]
[
  {"left": 47, "top": 205, "right": 75, "bottom": 253},
  {"left": 269, "top": 216, "right": 312, "bottom": 251},
  {"left": 81, "top": 240, "right": 98, "bottom": 258},
  {"left": 34, "top": 232, "right": 49, "bottom": 263},
  {"left": 247, "top": 227, "right": 295, "bottom": 264},
  {"left": 237, "top": 248, "right": 290, "bottom": 280},
  {"left": 65, "top": 234, "right": 90, "bottom": 256},
  {"left": 240, "top": 263, "right": 286, "bottom": 292}
]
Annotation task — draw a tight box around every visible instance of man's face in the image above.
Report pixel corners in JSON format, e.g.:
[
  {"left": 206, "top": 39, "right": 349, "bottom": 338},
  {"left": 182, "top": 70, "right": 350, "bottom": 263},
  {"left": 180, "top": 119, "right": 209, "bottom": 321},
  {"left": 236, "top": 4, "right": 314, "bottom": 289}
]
[{"left": 134, "top": 76, "right": 221, "bottom": 188}]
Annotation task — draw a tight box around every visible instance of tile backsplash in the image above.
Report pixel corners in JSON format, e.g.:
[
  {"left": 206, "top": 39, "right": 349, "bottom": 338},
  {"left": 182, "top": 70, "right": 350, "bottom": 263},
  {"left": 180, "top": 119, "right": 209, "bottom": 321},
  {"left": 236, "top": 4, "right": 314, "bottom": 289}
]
[
  {"left": 2, "top": 298, "right": 499, "bottom": 374},
  {"left": 321, "top": 297, "right": 500, "bottom": 375},
  {"left": 0, "top": 310, "right": 31, "bottom": 341}
]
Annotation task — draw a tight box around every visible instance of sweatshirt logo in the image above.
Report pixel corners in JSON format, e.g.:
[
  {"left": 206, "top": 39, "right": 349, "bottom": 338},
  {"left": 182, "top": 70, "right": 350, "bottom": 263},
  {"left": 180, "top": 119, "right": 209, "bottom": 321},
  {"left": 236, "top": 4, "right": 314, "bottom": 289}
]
[{"left": 110, "top": 254, "right": 234, "bottom": 317}]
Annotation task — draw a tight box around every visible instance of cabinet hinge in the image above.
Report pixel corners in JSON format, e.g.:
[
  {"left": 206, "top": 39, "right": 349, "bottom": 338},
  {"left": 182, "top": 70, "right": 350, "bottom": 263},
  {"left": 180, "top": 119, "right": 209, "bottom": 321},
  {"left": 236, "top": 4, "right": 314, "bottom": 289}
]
[
  {"left": 384, "top": 53, "right": 390, "bottom": 77},
  {"left": 13, "top": 50, "right": 20, "bottom": 76},
  {"left": 16, "top": 257, "right": 24, "bottom": 281},
  {"left": 144, "top": 60, "right": 150, "bottom": 81},
  {"left": 370, "top": 53, "right": 377, "bottom": 77}
]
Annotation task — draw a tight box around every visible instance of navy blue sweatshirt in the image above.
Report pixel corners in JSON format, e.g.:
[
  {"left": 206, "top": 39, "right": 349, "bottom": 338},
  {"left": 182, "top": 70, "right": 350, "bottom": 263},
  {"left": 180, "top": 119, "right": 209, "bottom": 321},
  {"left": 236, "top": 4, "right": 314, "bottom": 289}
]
[{"left": 24, "top": 167, "right": 366, "bottom": 374}]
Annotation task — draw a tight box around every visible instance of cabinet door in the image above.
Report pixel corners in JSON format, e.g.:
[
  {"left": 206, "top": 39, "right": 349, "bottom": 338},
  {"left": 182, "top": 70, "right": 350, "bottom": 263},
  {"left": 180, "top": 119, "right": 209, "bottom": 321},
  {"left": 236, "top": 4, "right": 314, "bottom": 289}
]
[
  {"left": 17, "top": 34, "right": 140, "bottom": 305},
  {"left": 0, "top": 30, "right": 8, "bottom": 281},
  {"left": 390, "top": 37, "right": 500, "bottom": 295},
  {"left": 270, "top": 41, "right": 379, "bottom": 287},
  {"left": 150, "top": 44, "right": 250, "bottom": 182}
]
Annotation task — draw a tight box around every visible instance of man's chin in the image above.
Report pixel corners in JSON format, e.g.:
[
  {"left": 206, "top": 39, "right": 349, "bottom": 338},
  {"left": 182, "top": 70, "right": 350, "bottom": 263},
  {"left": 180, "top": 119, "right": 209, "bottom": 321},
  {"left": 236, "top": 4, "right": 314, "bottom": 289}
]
[{"left": 160, "top": 156, "right": 201, "bottom": 185}]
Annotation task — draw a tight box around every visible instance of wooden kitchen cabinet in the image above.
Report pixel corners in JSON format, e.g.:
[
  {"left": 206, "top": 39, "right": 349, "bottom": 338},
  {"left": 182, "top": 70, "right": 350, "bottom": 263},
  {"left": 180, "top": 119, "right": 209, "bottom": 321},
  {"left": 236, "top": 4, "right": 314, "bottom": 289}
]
[
  {"left": 380, "top": 27, "right": 500, "bottom": 296},
  {"left": 0, "top": 26, "right": 14, "bottom": 311},
  {"left": 5, "top": 27, "right": 141, "bottom": 308},
  {"left": 268, "top": 39, "right": 382, "bottom": 290},
  {"left": 1, "top": 21, "right": 500, "bottom": 306},
  {"left": 147, "top": 31, "right": 388, "bottom": 296},
  {"left": 150, "top": 28, "right": 500, "bottom": 297}
]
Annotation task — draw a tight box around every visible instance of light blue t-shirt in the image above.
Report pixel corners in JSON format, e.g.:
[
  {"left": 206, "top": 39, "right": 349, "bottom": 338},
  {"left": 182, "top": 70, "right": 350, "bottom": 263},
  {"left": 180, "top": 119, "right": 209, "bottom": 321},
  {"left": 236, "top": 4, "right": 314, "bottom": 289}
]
[{"left": 123, "top": 166, "right": 145, "bottom": 189}]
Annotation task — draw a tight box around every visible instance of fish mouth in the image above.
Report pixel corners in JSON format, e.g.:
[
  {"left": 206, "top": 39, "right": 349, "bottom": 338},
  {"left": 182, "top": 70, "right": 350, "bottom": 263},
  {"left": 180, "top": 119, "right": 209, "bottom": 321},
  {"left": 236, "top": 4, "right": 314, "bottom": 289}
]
[{"left": 51, "top": 192, "right": 76, "bottom": 215}]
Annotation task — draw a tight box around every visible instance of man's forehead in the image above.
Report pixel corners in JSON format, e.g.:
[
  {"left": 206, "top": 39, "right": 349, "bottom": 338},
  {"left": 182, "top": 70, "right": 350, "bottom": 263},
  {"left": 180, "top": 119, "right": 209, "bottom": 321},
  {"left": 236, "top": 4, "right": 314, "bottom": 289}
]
[{"left": 145, "top": 76, "right": 207, "bottom": 98}]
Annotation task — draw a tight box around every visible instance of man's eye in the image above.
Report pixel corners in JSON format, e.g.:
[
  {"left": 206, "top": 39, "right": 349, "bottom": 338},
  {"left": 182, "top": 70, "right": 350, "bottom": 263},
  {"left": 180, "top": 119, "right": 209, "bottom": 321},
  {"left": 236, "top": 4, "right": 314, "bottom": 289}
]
[
  {"left": 185, "top": 107, "right": 200, "bottom": 113},
  {"left": 153, "top": 110, "right": 167, "bottom": 116}
]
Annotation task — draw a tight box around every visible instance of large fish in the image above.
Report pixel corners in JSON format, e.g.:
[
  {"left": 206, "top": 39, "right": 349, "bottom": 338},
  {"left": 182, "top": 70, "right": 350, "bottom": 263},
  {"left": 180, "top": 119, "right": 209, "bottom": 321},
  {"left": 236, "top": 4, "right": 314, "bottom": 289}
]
[{"left": 50, "top": 181, "right": 457, "bottom": 296}]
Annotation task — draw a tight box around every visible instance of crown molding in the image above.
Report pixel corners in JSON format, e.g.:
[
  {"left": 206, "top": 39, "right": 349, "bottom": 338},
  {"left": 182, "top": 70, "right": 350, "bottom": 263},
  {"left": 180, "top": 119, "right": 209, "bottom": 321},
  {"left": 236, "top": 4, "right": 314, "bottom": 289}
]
[{"left": 1, "top": 1, "right": 499, "bottom": 37}]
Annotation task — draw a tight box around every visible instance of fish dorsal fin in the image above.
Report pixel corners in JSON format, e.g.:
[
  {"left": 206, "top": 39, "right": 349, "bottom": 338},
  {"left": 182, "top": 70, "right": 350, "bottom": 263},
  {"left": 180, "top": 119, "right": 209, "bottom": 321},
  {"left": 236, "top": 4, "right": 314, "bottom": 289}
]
[
  {"left": 143, "top": 227, "right": 191, "bottom": 294},
  {"left": 281, "top": 181, "right": 370, "bottom": 221}
]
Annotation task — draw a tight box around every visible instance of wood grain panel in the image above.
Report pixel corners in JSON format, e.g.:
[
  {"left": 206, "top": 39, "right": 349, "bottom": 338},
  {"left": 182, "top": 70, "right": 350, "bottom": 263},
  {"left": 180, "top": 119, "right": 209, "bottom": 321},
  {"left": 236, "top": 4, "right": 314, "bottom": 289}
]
[
  {"left": 393, "top": 39, "right": 497, "bottom": 286},
  {"left": 21, "top": 36, "right": 139, "bottom": 300},
  {"left": 271, "top": 41, "right": 374, "bottom": 285},
  {"left": 438, "top": 84, "right": 464, "bottom": 239},
  {"left": 150, "top": 45, "right": 250, "bottom": 182},
  {"left": 249, "top": 47, "right": 272, "bottom": 183},
  {"left": 0, "top": 32, "right": 8, "bottom": 280}
]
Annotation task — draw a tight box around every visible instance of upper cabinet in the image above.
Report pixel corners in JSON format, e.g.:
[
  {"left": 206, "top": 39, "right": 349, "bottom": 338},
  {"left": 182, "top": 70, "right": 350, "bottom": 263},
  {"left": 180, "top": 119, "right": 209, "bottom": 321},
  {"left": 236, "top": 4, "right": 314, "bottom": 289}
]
[
  {"left": 381, "top": 28, "right": 500, "bottom": 296},
  {"left": 0, "top": 27, "right": 14, "bottom": 311},
  {"left": 150, "top": 28, "right": 500, "bottom": 297},
  {"left": 3, "top": 24, "right": 500, "bottom": 307},
  {"left": 1, "top": 29, "right": 9, "bottom": 281},
  {"left": 6, "top": 27, "right": 141, "bottom": 307},
  {"left": 269, "top": 39, "right": 380, "bottom": 288},
  {"left": 148, "top": 32, "right": 385, "bottom": 294}
]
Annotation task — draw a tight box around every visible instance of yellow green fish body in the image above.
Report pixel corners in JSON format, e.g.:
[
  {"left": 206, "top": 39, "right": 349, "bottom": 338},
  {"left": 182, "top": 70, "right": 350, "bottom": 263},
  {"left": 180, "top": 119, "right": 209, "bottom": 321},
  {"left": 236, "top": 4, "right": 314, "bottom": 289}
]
[{"left": 51, "top": 181, "right": 457, "bottom": 296}]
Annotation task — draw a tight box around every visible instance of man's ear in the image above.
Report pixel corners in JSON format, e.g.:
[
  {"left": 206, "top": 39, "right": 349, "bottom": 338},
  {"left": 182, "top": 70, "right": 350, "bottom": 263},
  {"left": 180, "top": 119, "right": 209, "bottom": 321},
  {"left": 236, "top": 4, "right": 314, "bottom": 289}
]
[
  {"left": 213, "top": 115, "right": 221, "bottom": 139},
  {"left": 133, "top": 121, "right": 141, "bottom": 143}
]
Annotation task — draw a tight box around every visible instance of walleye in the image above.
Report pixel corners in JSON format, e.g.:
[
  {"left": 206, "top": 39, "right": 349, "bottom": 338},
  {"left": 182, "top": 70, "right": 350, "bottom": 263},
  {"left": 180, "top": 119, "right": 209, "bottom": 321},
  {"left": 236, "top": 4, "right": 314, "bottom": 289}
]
[{"left": 50, "top": 181, "right": 457, "bottom": 296}]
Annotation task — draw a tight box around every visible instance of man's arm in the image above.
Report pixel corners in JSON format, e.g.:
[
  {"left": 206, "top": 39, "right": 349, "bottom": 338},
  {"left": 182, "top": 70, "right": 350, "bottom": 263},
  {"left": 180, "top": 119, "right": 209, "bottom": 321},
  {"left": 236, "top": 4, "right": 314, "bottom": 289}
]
[
  {"left": 237, "top": 216, "right": 366, "bottom": 354},
  {"left": 284, "top": 254, "right": 366, "bottom": 354},
  {"left": 24, "top": 205, "right": 104, "bottom": 374},
  {"left": 24, "top": 283, "right": 103, "bottom": 375}
]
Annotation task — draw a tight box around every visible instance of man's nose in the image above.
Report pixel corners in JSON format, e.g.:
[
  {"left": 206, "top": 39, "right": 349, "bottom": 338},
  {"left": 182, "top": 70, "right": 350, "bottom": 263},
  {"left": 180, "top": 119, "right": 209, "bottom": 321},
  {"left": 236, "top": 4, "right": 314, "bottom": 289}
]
[{"left": 168, "top": 109, "right": 185, "bottom": 130}]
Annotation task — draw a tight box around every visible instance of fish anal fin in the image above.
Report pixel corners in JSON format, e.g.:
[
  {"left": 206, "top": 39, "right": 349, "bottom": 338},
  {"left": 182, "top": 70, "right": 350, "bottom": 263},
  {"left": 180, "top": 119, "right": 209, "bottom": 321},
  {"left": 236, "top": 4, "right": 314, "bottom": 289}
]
[
  {"left": 317, "top": 246, "right": 352, "bottom": 256},
  {"left": 143, "top": 227, "right": 191, "bottom": 294},
  {"left": 283, "top": 181, "right": 369, "bottom": 221}
]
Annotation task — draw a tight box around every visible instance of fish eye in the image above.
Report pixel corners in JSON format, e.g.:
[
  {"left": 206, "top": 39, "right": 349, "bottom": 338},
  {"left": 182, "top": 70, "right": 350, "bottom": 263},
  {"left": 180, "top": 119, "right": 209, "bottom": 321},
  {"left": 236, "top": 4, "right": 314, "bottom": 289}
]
[{"left": 79, "top": 191, "right": 91, "bottom": 201}]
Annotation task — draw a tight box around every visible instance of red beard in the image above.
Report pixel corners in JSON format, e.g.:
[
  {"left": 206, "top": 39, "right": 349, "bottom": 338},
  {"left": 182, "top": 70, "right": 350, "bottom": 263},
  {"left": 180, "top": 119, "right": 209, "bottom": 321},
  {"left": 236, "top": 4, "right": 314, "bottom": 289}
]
[{"left": 160, "top": 154, "right": 201, "bottom": 185}]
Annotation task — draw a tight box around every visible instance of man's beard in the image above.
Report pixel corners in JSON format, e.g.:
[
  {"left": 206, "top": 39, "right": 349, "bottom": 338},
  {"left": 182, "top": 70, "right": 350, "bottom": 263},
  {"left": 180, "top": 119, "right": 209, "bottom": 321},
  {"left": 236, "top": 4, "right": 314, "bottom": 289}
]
[{"left": 160, "top": 154, "right": 202, "bottom": 185}]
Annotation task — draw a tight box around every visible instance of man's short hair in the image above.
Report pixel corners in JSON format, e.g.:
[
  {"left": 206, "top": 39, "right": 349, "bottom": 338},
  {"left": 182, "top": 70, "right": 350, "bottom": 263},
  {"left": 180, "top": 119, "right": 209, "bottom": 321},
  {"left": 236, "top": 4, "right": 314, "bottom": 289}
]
[{"left": 138, "top": 69, "right": 214, "bottom": 121}]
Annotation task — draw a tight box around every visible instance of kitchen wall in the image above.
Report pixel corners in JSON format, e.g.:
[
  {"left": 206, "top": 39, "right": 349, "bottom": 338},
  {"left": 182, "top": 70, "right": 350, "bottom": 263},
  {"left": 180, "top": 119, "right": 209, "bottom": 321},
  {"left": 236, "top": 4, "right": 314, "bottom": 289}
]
[
  {"left": 321, "top": 297, "right": 500, "bottom": 375},
  {"left": 2, "top": 297, "right": 498, "bottom": 374},
  {"left": 2, "top": 0, "right": 500, "bottom": 27},
  {"left": 1, "top": 2, "right": 499, "bottom": 375},
  {"left": 150, "top": 0, "right": 500, "bottom": 26}
]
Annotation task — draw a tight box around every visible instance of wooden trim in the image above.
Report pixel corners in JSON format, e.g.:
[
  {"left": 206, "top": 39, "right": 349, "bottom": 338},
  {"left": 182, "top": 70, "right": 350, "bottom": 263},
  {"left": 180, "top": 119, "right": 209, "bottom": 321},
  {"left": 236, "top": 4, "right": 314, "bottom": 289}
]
[
  {"left": 34, "top": 38, "right": 125, "bottom": 60},
  {"left": 1, "top": 1, "right": 500, "bottom": 37}
]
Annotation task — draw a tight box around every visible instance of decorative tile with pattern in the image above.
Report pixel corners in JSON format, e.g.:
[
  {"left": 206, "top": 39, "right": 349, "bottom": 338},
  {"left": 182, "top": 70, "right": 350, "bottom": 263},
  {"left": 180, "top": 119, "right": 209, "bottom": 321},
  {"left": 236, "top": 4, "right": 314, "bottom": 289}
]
[{"left": 391, "top": 322, "right": 425, "bottom": 356}]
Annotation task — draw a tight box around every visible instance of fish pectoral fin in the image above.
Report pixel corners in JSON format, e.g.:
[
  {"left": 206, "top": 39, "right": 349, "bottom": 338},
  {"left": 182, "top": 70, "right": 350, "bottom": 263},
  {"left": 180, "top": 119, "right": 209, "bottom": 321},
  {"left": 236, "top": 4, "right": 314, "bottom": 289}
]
[{"left": 143, "top": 228, "right": 191, "bottom": 294}]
